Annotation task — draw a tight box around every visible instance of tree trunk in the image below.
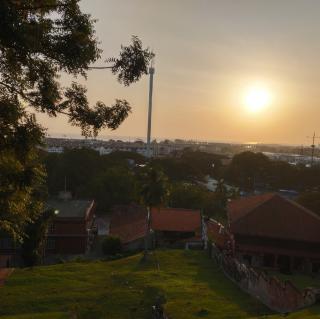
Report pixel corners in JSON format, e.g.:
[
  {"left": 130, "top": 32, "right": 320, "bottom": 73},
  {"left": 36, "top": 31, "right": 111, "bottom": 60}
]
[{"left": 144, "top": 206, "right": 151, "bottom": 254}]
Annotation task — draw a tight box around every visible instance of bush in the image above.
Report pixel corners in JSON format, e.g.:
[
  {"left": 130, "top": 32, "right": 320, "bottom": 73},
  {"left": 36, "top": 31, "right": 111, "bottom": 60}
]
[{"left": 102, "top": 236, "right": 122, "bottom": 255}]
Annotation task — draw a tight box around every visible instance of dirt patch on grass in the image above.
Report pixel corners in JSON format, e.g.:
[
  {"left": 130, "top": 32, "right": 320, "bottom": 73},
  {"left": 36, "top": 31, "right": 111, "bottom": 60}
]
[{"left": 0, "top": 268, "right": 14, "bottom": 286}]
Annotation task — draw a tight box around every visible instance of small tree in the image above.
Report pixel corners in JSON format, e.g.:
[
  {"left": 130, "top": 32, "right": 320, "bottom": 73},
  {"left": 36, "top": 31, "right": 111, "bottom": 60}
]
[
  {"left": 102, "top": 236, "right": 122, "bottom": 255},
  {"left": 138, "top": 166, "right": 169, "bottom": 253},
  {"left": 21, "top": 209, "right": 55, "bottom": 267}
]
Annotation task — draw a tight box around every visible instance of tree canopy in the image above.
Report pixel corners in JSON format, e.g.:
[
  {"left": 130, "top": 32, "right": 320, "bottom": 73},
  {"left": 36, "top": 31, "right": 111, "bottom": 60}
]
[
  {"left": 224, "top": 151, "right": 320, "bottom": 191},
  {"left": 0, "top": 0, "right": 154, "bottom": 239}
]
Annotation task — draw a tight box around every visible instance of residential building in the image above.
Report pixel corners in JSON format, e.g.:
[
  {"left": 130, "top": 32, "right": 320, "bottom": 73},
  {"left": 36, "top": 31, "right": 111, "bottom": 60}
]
[
  {"left": 109, "top": 204, "right": 147, "bottom": 251},
  {"left": 151, "top": 207, "right": 203, "bottom": 248},
  {"left": 0, "top": 198, "right": 96, "bottom": 267},
  {"left": 227, "top": 193, "right": 320, "bottom": 273},
  {"left": 46, "top": 199, "right": 96, "bottom": 255}
]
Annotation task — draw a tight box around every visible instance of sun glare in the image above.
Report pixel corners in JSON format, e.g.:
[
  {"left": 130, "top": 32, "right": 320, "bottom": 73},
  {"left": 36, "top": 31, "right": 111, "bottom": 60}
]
[{"left": 244, "top": 86, "right": 271, "bottom": 113}]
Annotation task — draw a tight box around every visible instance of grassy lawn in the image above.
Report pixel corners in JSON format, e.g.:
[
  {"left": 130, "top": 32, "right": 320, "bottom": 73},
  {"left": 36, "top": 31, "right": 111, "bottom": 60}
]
[{"left": 0, "top": 250, "right": 319, "bottom": 319}]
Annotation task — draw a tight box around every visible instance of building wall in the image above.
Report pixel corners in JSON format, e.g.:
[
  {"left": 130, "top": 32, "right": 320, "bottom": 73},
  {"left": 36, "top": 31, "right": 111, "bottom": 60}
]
[
  {"left": 46, "top": 218, "right": 90, "bottom": 255},
  {"left": 211, "top": 244, "right": 319, "bottom": 313},
  {"left": 0, "top": 204, "right": 96, "bottom": 266},
  {"left": 234, "top": 235, "right": 320, "bottom": 273},
  {"left": 46, "top": 236, "right": 87, "bottom": 255},
  {"left": 45, "top": 202, "right": 96, "bottom": 255},
  {"left": 50, "top": 219, "right": 87, "bottom": 235}
]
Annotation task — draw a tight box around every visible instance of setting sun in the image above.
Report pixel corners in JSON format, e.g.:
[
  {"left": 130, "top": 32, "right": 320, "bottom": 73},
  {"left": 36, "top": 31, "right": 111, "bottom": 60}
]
[{"left": 244, "top": 86, "right": 271, "bottom": 113}]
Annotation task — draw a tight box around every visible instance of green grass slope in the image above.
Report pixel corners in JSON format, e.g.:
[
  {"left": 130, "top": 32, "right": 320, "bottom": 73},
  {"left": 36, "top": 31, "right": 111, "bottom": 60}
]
[{"left": 0, "top": 250, "right": 319, "bottom": 319}]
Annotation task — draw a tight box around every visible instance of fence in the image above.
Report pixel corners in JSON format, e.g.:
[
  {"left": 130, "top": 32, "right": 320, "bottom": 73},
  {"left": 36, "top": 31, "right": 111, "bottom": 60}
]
[{"left": 211, "top": 244, "right": 319, "bottom": 313}]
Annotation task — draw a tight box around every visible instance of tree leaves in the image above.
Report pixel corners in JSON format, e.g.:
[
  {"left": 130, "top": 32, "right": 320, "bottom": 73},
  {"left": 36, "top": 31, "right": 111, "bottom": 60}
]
[
  {"left": 0, "top": 1, "right": 153, "bottom": 137},
  {"left": 109, "top": 36, "right": 155, "bottom": 86},
  {"left": 0, "top": 1, "right": 153, "bottom": 239}
]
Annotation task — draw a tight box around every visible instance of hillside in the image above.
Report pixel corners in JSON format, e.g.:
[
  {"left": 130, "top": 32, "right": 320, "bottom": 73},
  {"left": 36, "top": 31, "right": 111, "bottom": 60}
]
[{"left": 0, "top": 250, "right": 319, "bottom": 319}]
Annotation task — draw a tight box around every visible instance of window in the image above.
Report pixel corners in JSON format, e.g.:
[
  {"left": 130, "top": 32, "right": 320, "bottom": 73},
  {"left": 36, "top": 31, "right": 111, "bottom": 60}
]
[
  {"left": 46, "top": 238, "right": 55, "bottom": 250},
  {"left": 48, "top": 223, "right": 55, "bottom": 234}
]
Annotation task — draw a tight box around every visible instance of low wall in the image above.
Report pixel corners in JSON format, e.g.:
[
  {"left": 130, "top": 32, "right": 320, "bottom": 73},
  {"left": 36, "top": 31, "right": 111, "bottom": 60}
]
[{"left": 211, "top": 244, "right": 319, "bottom": 313}]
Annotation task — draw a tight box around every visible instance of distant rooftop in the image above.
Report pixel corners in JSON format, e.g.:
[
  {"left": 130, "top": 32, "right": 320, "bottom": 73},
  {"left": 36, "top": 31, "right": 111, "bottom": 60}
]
[
  {"left": 151, "top": 207, "right": 201, "bottom": 232},
  {"left": 47, "top": 199, "right": 93, "bottom": 218},
  {"left": 109, "top": 204, "right": 147, "bottom": 243}
]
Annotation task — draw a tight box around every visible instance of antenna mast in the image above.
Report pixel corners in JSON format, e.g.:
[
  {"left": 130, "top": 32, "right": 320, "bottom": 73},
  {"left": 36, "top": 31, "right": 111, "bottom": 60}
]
[{"left": 307, "top": 132, "right": 320, "bottom": 166}]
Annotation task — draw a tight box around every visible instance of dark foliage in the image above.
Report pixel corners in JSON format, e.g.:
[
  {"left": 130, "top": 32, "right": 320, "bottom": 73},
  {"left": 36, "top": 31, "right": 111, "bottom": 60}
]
[
  {"left": 0, "top": 97, "right": 46, "bottom": 240},
  {"left": 168, "top": 180, "right": 230, "bottom": 222},
  {"left": 137, "top": 165, "right": 170, "bottom": 208},
  {"left": 224, "top": 151, "right": 320, "bottom": 191},
  {"left": 297, "top": 191, "right": 320, "bottom": 216},
  {"left": 21, "top": 209, "right": 55, "bottom": 267},
  {"left": 102, "top": 236, "right": 122, "bottom": 255},
  {"left": 0, "top": 0, "right": 153, "bottom": 238},
  {"left": 152, "top": 150, "right": 224, "bottom": 182}
]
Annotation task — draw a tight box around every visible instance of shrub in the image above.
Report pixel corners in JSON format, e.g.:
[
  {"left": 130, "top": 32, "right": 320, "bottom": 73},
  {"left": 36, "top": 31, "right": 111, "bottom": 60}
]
[{"left": 102, "top": 236, "right": 122, "bottom": 255}]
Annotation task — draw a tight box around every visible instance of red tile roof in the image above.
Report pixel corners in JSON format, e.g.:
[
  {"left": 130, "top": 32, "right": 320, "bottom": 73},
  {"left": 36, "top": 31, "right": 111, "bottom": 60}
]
[
  {"left": 109, "top": 204, "right": 147, "bottom": 244},
  {"left": 151, "top": 207, "right": 201, "bottom": 232},
  {"left": 228, "top": 193, "right": 275, "bottom": 224},
  {"left": 228, "top": 193, "right": 320, "bottom": 243}
]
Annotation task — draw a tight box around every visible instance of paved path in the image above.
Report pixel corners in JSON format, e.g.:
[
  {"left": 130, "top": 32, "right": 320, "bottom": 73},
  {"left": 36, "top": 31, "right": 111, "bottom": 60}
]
[{"left": 0, "top": 268, "right": 13, "bottom": 286}]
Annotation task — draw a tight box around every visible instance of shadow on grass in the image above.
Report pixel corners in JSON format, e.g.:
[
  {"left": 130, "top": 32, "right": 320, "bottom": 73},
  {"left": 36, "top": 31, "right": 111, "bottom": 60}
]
[{"left": 191, "top": 250, "right": 273, "bottom": 318}]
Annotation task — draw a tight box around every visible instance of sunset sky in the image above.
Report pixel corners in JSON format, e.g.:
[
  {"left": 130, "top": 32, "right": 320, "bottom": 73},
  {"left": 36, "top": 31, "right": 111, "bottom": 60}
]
[{"left": 38, "top": 0, "right": 320, "bottom": 145}]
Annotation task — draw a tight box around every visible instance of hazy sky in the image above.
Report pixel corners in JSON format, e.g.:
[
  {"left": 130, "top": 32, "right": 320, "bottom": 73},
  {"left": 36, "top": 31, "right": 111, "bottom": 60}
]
[{"left": 38, "top": 0, "right": 320, "bottom": 145}]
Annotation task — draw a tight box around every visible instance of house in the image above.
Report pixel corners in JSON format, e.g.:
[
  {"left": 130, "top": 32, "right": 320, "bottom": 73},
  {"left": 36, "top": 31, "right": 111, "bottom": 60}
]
[
  {"left": 227, "top": 193, "right": 320, "bottom": 273},
  {"left": 151, "top": 207, "right": 203, "bottom": 248},
  {"left": 46, "top": 199, "right": 96, "bottom": 255},
  {"left": 109, "top": 204, "right": 147, "bottom": 251},
  {"left": 0, "top": 198, "right": 96, "bottom": 267}
]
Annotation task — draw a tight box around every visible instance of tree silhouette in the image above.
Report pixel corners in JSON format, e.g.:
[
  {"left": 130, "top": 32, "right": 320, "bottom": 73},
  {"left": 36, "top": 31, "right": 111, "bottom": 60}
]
[
  {"left": 0, "top": 0, "right": 154, "bottom": 239},
  {"left": 138, "top": 166, "right": 169, "bottom": 253}
]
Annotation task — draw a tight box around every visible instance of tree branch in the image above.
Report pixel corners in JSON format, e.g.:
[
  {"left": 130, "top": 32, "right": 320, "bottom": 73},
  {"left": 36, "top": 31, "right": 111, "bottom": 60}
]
[
  {"left": 88, "top": 66, "right": 113, "bottom": 70},
  {"left": 0, "top": 81, "right": 70, "bottom": 117},
  {"left": 15, "top": 4, "right": 69, "bottom": 11}
]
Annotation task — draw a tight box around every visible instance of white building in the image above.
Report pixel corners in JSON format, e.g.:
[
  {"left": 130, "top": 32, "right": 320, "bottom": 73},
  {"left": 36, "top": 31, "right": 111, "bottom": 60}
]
[{"left": 47, "top": 146, "right": 64, "bottom": 153}]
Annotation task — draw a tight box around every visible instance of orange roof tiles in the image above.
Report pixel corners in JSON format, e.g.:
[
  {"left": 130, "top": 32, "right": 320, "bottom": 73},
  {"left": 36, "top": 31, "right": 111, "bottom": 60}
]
[
  {"left": 151, "top": 207, "right": 201, "bottom": 232},
  {"left": 109, "top": 204, "right": 147, "bottom": 244},
  {"left": 228, "top": 193, "right": 320, "bottom": 243}
]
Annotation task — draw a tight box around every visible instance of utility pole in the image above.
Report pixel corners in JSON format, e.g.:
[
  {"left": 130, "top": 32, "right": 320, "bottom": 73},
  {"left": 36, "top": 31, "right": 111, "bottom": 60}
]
[
  {"left": 307, "top": 132, "right": 320, "bottom": 166},
  {"left": 146, "top": 65, "right": 155, "bottom": 158}
]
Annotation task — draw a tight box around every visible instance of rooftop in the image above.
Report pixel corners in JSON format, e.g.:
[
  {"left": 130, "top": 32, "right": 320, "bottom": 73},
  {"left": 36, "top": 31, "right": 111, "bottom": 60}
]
[
  {"left": 109, "top": 204, "right": 147, "bottom": 243},
  {"left": 151, "top": 207, "right": 201, "bottom": 232},
  {"left": 47, "top": 199, "right": 94, "bottom": 219},
  {"left": 228, "top": 193, "right": 320, "bottom": 243}
]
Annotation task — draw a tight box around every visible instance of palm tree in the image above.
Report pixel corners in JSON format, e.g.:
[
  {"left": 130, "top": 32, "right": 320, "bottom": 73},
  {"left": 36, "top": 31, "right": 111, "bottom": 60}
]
[{"left": 139, "top": 166, "right": 169, "bottom": 255}]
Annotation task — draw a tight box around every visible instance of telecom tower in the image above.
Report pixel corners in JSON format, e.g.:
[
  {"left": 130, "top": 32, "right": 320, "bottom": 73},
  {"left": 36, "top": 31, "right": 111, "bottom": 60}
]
[
  {"left": 309, "top": 132, "right": 319, "bottom": 166},
  {"left": 146, "top": 64, "right": 155, "bottom": 158}
]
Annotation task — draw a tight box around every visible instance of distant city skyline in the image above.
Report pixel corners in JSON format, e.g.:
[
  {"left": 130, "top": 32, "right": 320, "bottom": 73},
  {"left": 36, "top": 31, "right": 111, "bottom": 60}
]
[{"left": 37, "top": 0, "right": 320, "bottom": 145}]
